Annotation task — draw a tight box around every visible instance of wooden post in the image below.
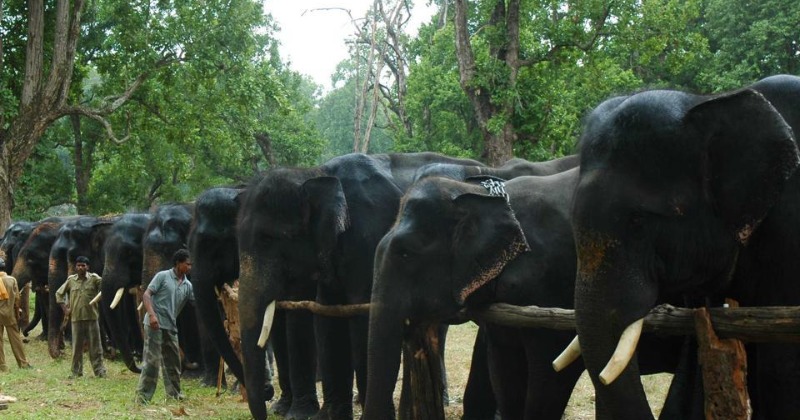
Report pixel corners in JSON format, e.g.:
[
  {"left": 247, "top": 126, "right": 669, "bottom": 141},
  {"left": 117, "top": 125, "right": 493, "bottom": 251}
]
[
  {"left": 694, "top": 300, "right": 749, "bottom": 419},
  {"left": 399, "top": 323, "right": 445, "bottom": 420}
]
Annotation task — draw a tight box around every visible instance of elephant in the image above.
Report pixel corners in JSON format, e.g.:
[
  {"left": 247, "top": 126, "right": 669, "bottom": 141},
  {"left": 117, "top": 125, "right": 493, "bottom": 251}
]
[
  {"left": 47, "top": 215, "right": 118, "bottom": 358},
  {"left": 187, "top": 187, "right": 247, "bottom": 388},
  {"left": 1, "top": 221, "right": 39, "bottom": 329},
  {"left": 567, "top": 74, "right": 800, "bottom": 419},
  {"left": 141, "top": 203, "right": 219, "bottom": 384},
  {"left": 363, "top": 171, "right": 585, "bottom": 419},
  {"left": 100, "top": 212, "right": 151, "bottom": 374},
  {"left": 413, "top": 154, "right": 578, "bottom": 181},
  {"left": 12, "top": 219, "right": 66, "bottom": 339},
  {"left": 237, "top": 152, "right": 483, "bottom": 420}
]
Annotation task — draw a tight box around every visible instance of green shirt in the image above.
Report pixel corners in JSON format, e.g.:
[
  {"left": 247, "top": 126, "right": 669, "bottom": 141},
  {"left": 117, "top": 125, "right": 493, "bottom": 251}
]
[{"left": 56, "top": 272, "right": 102, "bottom": 321}]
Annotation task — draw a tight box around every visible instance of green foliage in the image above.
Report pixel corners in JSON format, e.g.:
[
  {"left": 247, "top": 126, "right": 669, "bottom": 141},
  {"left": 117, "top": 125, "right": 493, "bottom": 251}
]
[{"left": 13, "top": 126, "right": 75, "bottom": 220}]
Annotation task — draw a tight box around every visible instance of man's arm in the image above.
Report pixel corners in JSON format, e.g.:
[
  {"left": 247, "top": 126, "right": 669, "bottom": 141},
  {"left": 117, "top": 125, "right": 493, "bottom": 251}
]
[
  {"left": 143, "top": 288, "right": 160, "bottom": 330},
  {"left": 55, "top": 279, "right": 70, "bottom": 314}
]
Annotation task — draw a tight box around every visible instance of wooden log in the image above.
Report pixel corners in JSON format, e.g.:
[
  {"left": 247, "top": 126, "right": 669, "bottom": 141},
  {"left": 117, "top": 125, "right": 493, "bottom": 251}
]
[
  {"left": 694, "top": 300, "right": 749, "bottom": 419},
  {"left": 276, "top": 300, "right": 370, "bottom": 317},
  {"left": 276, "top": 299, "right": 800, "bottom": 343},
  {"left": 399, "top": 323, "right": 445, "bottom": 420},
  {"left": 458, "top": 303, "right": 800, "bottom": 343}
]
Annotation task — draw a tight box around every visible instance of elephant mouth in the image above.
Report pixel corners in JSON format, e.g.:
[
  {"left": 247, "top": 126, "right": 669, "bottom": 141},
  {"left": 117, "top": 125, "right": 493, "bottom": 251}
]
[{"left": 553, "top": 317, "right": 645, "bottom": 385}]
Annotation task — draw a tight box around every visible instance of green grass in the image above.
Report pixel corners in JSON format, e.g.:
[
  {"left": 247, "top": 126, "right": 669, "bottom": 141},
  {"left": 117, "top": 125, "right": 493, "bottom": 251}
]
[{"left": 1, "top": 302, "right": 670, "bottom": 419}]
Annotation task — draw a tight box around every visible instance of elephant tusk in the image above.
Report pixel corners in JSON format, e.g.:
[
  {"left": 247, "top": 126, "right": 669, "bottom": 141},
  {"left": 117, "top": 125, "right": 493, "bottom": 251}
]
[
  {"left": 89, "top": 292, "right": 102, "bottom": 306},
  {"left": 137, "top": 302, "right": 143, "bottom": 311},
  {"left": 599, "top": 318, "right": 644, "bottom": 385},
  {"left": 257, "top": 300, "right": 276, "bottom": 348},
  {"left": 552, "top": 336, "right": 581, "bottom": 372},
  {"left": 110, "top": 288, "right": 125, "bottom": 309}
]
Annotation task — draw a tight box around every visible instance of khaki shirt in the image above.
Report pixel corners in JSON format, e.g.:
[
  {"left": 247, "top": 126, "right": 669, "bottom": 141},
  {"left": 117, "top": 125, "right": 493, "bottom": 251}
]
[
  {"left": 0, "top": 272, "right": 19, "bottom": 325},
  {"left": 56, "top": 272, "right": 102, "bottom": 321}
]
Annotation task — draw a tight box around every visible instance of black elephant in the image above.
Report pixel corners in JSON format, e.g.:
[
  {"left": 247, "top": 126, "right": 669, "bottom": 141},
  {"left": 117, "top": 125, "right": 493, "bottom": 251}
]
[
  {"left": 1, "top": 221, "right": 39, "bottom": 329},
  {"left": 141, "top": 203, "right": 219, "bottom": 384},
  {"left": 413, "top": 154, "right": 578, "bottom": 181},
  {"left": 237, "top": 152, "right": 483, "bottom": 420},
  {"left": 47, "top": 215, "right": 118, "bottom": 358},
  {"left": 187, "top": 187, "right": 246, "bottom": 388},
  {"left": 568, "top": 74, "right": 800, "bottom": 419},
  {"left": 100, "top": 212, "right": 151, "bottom": 373},
  {"left": 12, "top": 219, "right": 66, "bottom": 339},
  {"left": 363, "top": 171, "right": 585, "bottom": 419}
]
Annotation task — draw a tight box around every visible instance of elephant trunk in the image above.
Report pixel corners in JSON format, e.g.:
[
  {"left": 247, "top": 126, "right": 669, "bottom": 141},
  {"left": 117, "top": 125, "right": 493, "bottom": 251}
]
[
  {"left": 100, "top": 289, "right": 141, "bottom": 373},
  {"left": 47, "top": 256, "right": 68, "bottom": 359},
  {"left": 362, "top": 303, "right": 404, "bottom": 419},
  {"left": 574, "top": 262, "right": 656, "bottom": 420},
  {"left": 193, "top": 278, "right": 245, "bottom": 383},
  {"left": 240, "top": 288, "right": 270, "bottom": 420}
]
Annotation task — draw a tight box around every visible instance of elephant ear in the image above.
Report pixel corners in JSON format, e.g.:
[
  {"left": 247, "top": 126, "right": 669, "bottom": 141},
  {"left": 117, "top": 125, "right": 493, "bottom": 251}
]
[
  {"left": 302, "top": 176, "right": 350, "bottom": 256},
  {"left": 451, "top": 193, "right": 530, "bottom": 305},
  {"left": 686, "top": 88, "right": 800, "bottom": 244}
]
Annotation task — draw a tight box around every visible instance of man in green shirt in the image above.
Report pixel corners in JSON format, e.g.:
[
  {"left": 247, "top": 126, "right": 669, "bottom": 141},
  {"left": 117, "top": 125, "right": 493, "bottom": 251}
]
[
  {"left": 135, "top": 249, "right": 194, "bottom": 404},
  {"left": 56, "top": 256, "right": 106, "bottom": 379}
]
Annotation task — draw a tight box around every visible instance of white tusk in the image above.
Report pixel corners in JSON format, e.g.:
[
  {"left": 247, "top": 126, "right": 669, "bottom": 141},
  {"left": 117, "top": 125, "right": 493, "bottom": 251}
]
[
  {"left": 110, "top": 288, "right": 125, "bottom": 309},
  {"left": 137, "top": 302, "right": 143, "bottom": 311},
  {"left": 257, "top": 301, "right": 276, "bottom": 348},
  {"left": 89, "top": 292, "right": 102, "bottom": 305},
  {"left": 599, "top": 318, "right": 644, "bottom": 385},
  {"left": 552, "top": 336, "right": 581, "bottom": 372}
]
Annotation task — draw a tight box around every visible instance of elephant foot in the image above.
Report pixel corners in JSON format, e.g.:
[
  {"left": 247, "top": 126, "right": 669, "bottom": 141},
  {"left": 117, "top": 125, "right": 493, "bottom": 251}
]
[
  {"left": 271, "top": 394, "right": 293, "bottom": 416},
  {"left": 286, "top": 394, "right": 321, "bottom": 420},
  {"left": 264, "top": 382, "right": 275, "bottom": 402},
  {"left": 312, "top": 402, "right": 353, "bottom": 420}
]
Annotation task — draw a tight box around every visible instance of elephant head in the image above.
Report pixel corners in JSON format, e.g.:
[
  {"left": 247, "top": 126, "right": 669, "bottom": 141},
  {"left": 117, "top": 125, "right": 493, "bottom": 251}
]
[
  {"left": 101, "top": 213, "right": 150, "bottom": 373},
  {"left": 12, "top": 220, "right": 63, "bottom": 339},
  {"left": 362, "top": 177, "right": 529, "bottom": 418},
  {"left": 141, "top": 204, "right": 193, "bottom": 286},
  {"left": 237, "top": 168, "right": 346, "bottom": 419},
  {"left": 47, "top": 215, "right": 117, "bottom": 358},
  {"left": 188, "top": 187, "right": 245, "bottom": 385},
  {"left": 568, "top": 80, "right": 800, "bottom": 418}
]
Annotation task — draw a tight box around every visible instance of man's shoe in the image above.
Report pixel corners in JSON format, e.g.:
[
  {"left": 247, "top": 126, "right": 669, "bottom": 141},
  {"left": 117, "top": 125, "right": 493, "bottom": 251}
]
[
  {"left": 96, "top": 371, "right": 107, "bottom": 378},
  {"left": 134, "top": 395, "right": 150, "bottom": 405},
  {"left": 67, "top": 373, "right": 82, "bottom": 379},
  {"left": 20, "top": 364, "right": 33, "bottom": 370}
]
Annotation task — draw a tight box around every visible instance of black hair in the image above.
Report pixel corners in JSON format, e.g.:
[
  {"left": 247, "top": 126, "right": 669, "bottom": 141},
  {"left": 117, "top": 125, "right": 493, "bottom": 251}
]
[
  {"left": 76, "top": 256, "right": 90, "bottom": 265},
  {"left": 173, "top": 249, "right": 191, "bottom": 265}
]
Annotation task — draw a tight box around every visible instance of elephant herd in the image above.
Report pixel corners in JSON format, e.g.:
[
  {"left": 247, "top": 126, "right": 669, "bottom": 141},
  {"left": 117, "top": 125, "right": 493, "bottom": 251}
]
[{"left": 3, "top": 74, "right": 800, "bottom": 420}]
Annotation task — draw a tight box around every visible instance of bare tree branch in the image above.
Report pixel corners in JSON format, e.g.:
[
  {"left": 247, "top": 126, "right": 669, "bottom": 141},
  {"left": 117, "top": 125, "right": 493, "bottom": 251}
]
[{"left": 21, "top": 0, "right": 45, "bottom": 108}]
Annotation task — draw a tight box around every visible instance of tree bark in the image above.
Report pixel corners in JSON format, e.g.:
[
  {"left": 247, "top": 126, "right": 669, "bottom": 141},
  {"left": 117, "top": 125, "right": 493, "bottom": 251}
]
[{"left": 454, "top": 0, "right": 515, "bottom": 165}]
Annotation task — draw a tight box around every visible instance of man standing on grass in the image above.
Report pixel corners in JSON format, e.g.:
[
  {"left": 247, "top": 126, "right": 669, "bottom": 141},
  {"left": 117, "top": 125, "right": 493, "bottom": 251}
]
[
  {"left": 135, "top": 249, "right": 194, "bottom": 404},
  {"left": 0, "top": 258, "right": 32, "bottom": 371},
  {"left": 56, "top": 256, "right": 105, "bottom": 378}
]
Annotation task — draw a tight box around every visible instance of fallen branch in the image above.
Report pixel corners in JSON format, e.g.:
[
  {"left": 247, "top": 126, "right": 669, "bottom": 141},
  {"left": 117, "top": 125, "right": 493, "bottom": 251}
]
[
  {"left": 458, "top": 303, "right": 800, "bottom": 343},
  {"left": 275, "top": 299, "right": 800, "bottom": 343},
  {"left": 276, "top": 300, "right": 370, "bottom": 317}
]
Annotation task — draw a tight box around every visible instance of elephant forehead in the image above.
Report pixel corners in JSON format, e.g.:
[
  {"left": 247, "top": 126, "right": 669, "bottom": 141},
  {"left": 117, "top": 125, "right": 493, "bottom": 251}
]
[{"left": 575, "top": 231, "right": 619, "bottom": 281}]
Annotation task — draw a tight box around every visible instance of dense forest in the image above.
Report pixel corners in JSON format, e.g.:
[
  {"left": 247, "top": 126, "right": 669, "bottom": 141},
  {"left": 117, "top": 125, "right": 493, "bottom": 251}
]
[{"left": 0, "top": 0, "right": 797, "bottom": 227}]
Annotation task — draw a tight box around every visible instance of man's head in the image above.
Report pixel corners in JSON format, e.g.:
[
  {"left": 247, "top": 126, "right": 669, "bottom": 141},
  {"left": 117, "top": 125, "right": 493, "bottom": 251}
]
[
  {"left": 172, "top": 249, "right": 192, "bottom": 276},
  {"left": 76, "top": 256, "right": 89, "bottom": 276}
]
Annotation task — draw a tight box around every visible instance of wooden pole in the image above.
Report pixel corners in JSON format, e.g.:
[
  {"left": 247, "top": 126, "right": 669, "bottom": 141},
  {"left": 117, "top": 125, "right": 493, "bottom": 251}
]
[{"left": 694, "top": 300, "right": 749, "bottom": 419}]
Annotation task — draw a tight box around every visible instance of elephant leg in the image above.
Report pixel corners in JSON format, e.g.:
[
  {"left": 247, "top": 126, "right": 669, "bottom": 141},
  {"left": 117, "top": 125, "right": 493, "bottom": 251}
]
[
  {"left": 521, "top": 330, "right": 583, "bottom": 420},
  {"left": 485, "top": 325, "right": 527, "bottom": 419},
  {"left": 463, "top": 326, "right": 497, "bottom": 420},
  {"left": 350, "top": 315, "right": 369, "bottom": 408},
  {"left": 314, "top": 312, "right": 353, "bottom": 420},
  {"left": 271, "top": 309, "right": 293, "bottom": 416},
  {"left": 438, "top": 324, "right": 449, "bottom": 405},
  {"left": 754, "top": 344, "right": 800, "bottom": 419},
  {"left": 286, "top": 310, "right": 320, "bottom": 420}
]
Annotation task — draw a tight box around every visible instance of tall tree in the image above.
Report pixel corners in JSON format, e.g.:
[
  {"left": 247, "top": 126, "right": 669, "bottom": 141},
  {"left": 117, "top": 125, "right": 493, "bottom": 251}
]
[{"left": 0, "top": 0, "right": 282, "bottom": 225}]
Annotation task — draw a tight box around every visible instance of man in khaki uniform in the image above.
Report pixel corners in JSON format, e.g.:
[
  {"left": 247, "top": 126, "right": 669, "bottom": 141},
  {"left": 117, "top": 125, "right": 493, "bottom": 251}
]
[
  {"left": 0, "top": 258, "right": 31, "bottom": 371},
  {"left": 56, "top": 256, "right": 106, "bottom": 378}
]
